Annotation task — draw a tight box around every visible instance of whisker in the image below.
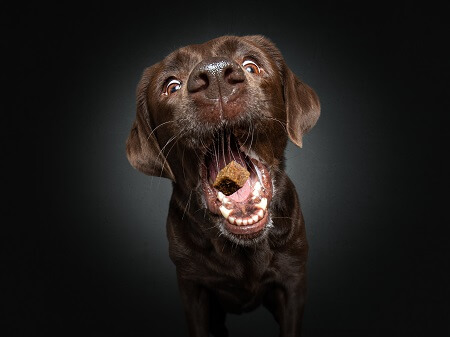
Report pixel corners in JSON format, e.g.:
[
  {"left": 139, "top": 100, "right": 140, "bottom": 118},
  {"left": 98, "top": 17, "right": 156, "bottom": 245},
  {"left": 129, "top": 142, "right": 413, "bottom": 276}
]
[
  {"left": 262, "top": 116, "right": 288, "bottom": 132},
  {"left": 221, "top": 129, "right": 226, "bottom": 168},
  {"left": 212, "top": 131, "right": 220, "bottom": 173},
  {"left": 242, "top": 122, "right": 252, "bottom": 148},
  {"left": 244, "top": 123, "right": 258, "bottom": 182},
  {"left": 199, "top": 136, "right": 212, "bottom": 155},
  {"left": 271, "top": 216, "right": 298, "bottom": 221},
  {"left": 182, "top": 190, "right": 193, "bottom": 220},
  {"left": 181, "top": 146, "right": 187, "bottom": 181},
  {"left": 192, "top": 146, "right": 205, "bottom": 170},
  {"left": 193, "top": 207, "right": 205, "bottom": 214},
  {"left": 205, "top": 223, "right": 218, "bottom": 231},
  {"left": 153, "top": 134, "right": 177, "bottom": 182},
  {"left": 156, "top": 130, "right": 187, "bottom": 179},
  {"left": 248, "top": 123, "right": 255, "bottom": 156},
  {"left": 146, "top": 120, "right": 176, "bottom": 141}
]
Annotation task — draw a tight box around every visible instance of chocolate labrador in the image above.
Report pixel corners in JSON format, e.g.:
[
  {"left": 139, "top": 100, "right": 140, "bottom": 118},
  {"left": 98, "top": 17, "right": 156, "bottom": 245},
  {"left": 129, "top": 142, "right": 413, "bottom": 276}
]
[{"left": 126, "top": 35, "right": 320, "bottom": 337}]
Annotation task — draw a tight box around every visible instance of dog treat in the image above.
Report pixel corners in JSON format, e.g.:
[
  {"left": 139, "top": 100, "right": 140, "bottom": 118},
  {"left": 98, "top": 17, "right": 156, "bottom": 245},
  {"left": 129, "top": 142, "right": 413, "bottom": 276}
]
[{"left": 213, "top": 160, "right": 250, "bottom": 196}]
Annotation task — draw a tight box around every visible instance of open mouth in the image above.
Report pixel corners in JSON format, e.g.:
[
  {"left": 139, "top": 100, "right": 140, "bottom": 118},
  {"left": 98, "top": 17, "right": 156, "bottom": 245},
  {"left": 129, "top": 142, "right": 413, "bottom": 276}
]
[{"left": 201, "top": 132, "right": 273, "bottom": 239}]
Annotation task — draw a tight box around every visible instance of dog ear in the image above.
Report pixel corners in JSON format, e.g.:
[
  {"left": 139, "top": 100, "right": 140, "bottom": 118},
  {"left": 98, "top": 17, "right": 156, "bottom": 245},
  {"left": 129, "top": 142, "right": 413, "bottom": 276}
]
[
  {"left": 243, "top": 35, "right": 320, "bottom": 148},
  {"left": 126, "top": 66, "right": 175, "bottom": 181},
  {"left": 283, "top": 66, "right": 320, "bottom": 148}
]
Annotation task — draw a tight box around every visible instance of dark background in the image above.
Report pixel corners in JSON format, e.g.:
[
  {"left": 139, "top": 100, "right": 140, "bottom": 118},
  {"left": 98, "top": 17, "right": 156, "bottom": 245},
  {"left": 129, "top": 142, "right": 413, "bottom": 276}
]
[{"left": 7, "top": 1, "right": 449, "bottom": 336}]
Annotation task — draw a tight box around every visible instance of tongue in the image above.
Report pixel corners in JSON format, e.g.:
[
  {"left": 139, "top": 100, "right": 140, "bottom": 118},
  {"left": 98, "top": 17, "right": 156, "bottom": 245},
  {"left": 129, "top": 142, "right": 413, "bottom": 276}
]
[{"left": 227, "top": 178, "right": 252, "bottom": 202}]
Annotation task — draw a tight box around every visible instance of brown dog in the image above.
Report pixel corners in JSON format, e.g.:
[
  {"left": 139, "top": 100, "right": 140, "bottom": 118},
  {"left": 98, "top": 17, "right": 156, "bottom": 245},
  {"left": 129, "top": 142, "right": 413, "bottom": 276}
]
[{"left": 126, "top": 35, "right": 320, "bottom": 337}]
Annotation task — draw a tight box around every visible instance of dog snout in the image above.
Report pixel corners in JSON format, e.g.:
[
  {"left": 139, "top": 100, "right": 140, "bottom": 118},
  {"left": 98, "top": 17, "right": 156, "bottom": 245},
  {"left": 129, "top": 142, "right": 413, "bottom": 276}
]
[{"left": 187, "top": 57, "right": 245, "bottom": 99}]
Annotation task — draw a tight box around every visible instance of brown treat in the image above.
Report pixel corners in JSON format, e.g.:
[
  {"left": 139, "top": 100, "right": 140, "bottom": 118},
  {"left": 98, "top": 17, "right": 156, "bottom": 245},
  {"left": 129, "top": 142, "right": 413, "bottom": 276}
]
[{"left": 213, "top": 160, "right": 250, "bottom": 196}]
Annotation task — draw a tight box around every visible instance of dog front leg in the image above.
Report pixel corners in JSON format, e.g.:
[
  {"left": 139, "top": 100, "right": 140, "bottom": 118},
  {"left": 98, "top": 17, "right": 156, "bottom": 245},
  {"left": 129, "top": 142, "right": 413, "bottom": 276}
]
[
  {"left": 264, "top": 278, "right": 307, "bottom": 337},
  {"left": 177, "top": 276, "right": 210, "bottom": 337}
]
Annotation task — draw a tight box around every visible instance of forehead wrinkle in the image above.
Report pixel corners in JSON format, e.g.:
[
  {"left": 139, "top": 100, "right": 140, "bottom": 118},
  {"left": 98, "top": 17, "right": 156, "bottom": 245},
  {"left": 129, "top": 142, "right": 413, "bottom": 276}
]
[
  {"left": 212, "top": 38, "right": 240, "bottom": 57},
  {"left": 212, "top": 38, "right": 263, "bottom": 60},
  {"left": 162, "top": 48, "right": 202, "bottom": 76}
]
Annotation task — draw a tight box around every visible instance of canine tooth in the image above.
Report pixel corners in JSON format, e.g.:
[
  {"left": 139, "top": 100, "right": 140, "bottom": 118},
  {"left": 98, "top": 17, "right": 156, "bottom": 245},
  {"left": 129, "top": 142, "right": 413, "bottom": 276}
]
[
  {"left": 235, "top": 218, "right": 243, "bottom": 226},
  {"left": 219, "top": 205, "right": 232, "bottom": 219},
  {"left": 217, "top": 191, "right": 225, "bottom": 201},
  {"left": 248, "top": 218, "right": 254, "bottom": 225},
  {"left": 255, "top": 197, "right": 267, "bottom": 210},
  {"left": 254, "top": 164, "right": 263, "bottom": 184},
  {"left": 257, "top": 209, "right": 264, "bottom": 218},
  {"left": 222, "top": 196, "right": 230, "bottom": 204},
  {"left": 253, "top": 181, "right": 261, "bottom": 192},
  {"left": 252, "top": 188, "right": 260, "bottom": 197},
  {"left": 243, "top": 219, "right": 248, "bottom": 226},
  {"left": 252, "top": 214, "right": 259, "bottom": 222},
  {"left": 228, "top": 216, "right": 236, "bottom": 225}
]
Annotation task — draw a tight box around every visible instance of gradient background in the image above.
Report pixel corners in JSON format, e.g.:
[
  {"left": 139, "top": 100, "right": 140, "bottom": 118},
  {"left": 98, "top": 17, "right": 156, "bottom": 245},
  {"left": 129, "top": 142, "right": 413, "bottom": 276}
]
[{"left": 8, "top": 1, "right": 449, "bottom": 336}]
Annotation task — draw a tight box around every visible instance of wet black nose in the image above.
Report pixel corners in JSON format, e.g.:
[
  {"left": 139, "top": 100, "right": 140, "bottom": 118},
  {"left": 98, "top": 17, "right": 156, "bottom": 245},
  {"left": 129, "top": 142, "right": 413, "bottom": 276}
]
[{"left": 187, "top": 57, "right": 245, "bottom": 99}]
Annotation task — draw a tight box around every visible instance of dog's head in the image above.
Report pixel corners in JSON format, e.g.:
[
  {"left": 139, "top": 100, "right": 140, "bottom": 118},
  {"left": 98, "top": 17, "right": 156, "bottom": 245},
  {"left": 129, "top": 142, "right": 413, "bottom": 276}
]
[{"left": 127, "top": 35, "right": 319, "bottom": 245}]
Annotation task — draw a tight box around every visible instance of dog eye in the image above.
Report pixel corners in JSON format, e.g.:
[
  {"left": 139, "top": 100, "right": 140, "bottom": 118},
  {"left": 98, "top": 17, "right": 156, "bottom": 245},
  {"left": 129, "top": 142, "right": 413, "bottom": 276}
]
[
  {"left": 242, "top": 60, "right": 260, "bottom": 74},
  {"left": 164, "top": 79, "right": 182, "bottom": 95}
]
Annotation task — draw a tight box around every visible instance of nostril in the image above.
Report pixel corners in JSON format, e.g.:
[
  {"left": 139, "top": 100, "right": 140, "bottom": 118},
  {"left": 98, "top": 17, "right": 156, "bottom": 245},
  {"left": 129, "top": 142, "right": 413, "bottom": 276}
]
[
  {"left": 188, "top": 72, "right": 209, "bottom": 93},
  {"left": 226, "top": 67, "right": 245, "bottom": 85},
  {"left": 224, "top": 67, "right": 233, "bottom": 79},
  {"left": 199, "top": 73, "right": 209, "bottom": 88}
]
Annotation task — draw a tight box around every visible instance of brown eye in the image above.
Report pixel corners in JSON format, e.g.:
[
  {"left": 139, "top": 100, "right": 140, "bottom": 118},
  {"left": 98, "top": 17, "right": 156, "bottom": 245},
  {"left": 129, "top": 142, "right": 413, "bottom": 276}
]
[
  {"left": 164, "top": 79, "right": 182, "bottom": 95},
  {"left": 242, "top": 60, "right": 260, "bottom": 74}
]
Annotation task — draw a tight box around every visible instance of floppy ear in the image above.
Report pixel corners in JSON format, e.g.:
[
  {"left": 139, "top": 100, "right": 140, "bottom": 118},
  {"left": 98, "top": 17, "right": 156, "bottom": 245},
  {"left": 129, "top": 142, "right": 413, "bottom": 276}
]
[
  {"left": 126, "top": 66, "right": 175, "bottom": 181},
  {"left": 244, "top": 35, "right": 320, "bottom": 148},
  {"left": 284, "top": 66, "right": 320, "bottom": 148}
]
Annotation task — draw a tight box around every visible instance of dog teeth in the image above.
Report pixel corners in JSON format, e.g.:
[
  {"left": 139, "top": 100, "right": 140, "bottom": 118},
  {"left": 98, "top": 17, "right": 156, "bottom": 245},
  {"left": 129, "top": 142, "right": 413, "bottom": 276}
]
[
  {"left": 251, "top": 182, "right": 262, "bottom": 201},
  {"left": 257, "top": 209, "right": 264, "bottom": 218},
  {"left": 222, "top": 209, "right": 266, "bottom": 226},
  {"left": 218, "top": 189, "right": 268, "bottom": 226},
  {"left": 253, "top": 181, "right": 261, "bottom": 192},
  {"left": 217, "top": 191, "right": 231, "bottom": 205},
  {"left": 252, "top": 182, "right": 261, "bottom": 199},
  {"left": 254, "top": 164, "right": 263, "bottom": 185},
  {"left": 217, "top": 191, "right": 225, "bottom": 201},
  {"left": 255, "top": 197, "right": 267, "bottom": 211},
  {"left": 219, "top": 205, "right": 232, "bottom": 219}
]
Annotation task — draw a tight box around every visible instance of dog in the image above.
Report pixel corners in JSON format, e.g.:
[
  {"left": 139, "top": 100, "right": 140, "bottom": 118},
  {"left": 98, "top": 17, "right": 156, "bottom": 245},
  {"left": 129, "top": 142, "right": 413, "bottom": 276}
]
[{"left": 126, "top": 35, "right": 320, "bottom": 337}]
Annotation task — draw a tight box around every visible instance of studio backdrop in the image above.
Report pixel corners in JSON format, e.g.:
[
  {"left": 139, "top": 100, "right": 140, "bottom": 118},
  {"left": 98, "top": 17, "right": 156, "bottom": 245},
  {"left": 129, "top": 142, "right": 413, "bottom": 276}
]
[{"left": 10, "top": 2, "right": 449, "bottom": 336}]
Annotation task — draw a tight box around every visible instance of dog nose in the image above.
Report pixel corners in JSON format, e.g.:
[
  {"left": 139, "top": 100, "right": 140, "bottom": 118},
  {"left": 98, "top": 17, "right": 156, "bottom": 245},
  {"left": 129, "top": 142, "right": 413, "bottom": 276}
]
[{"left": 187, "top": 57, "right": 245, "bottom": 99}]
